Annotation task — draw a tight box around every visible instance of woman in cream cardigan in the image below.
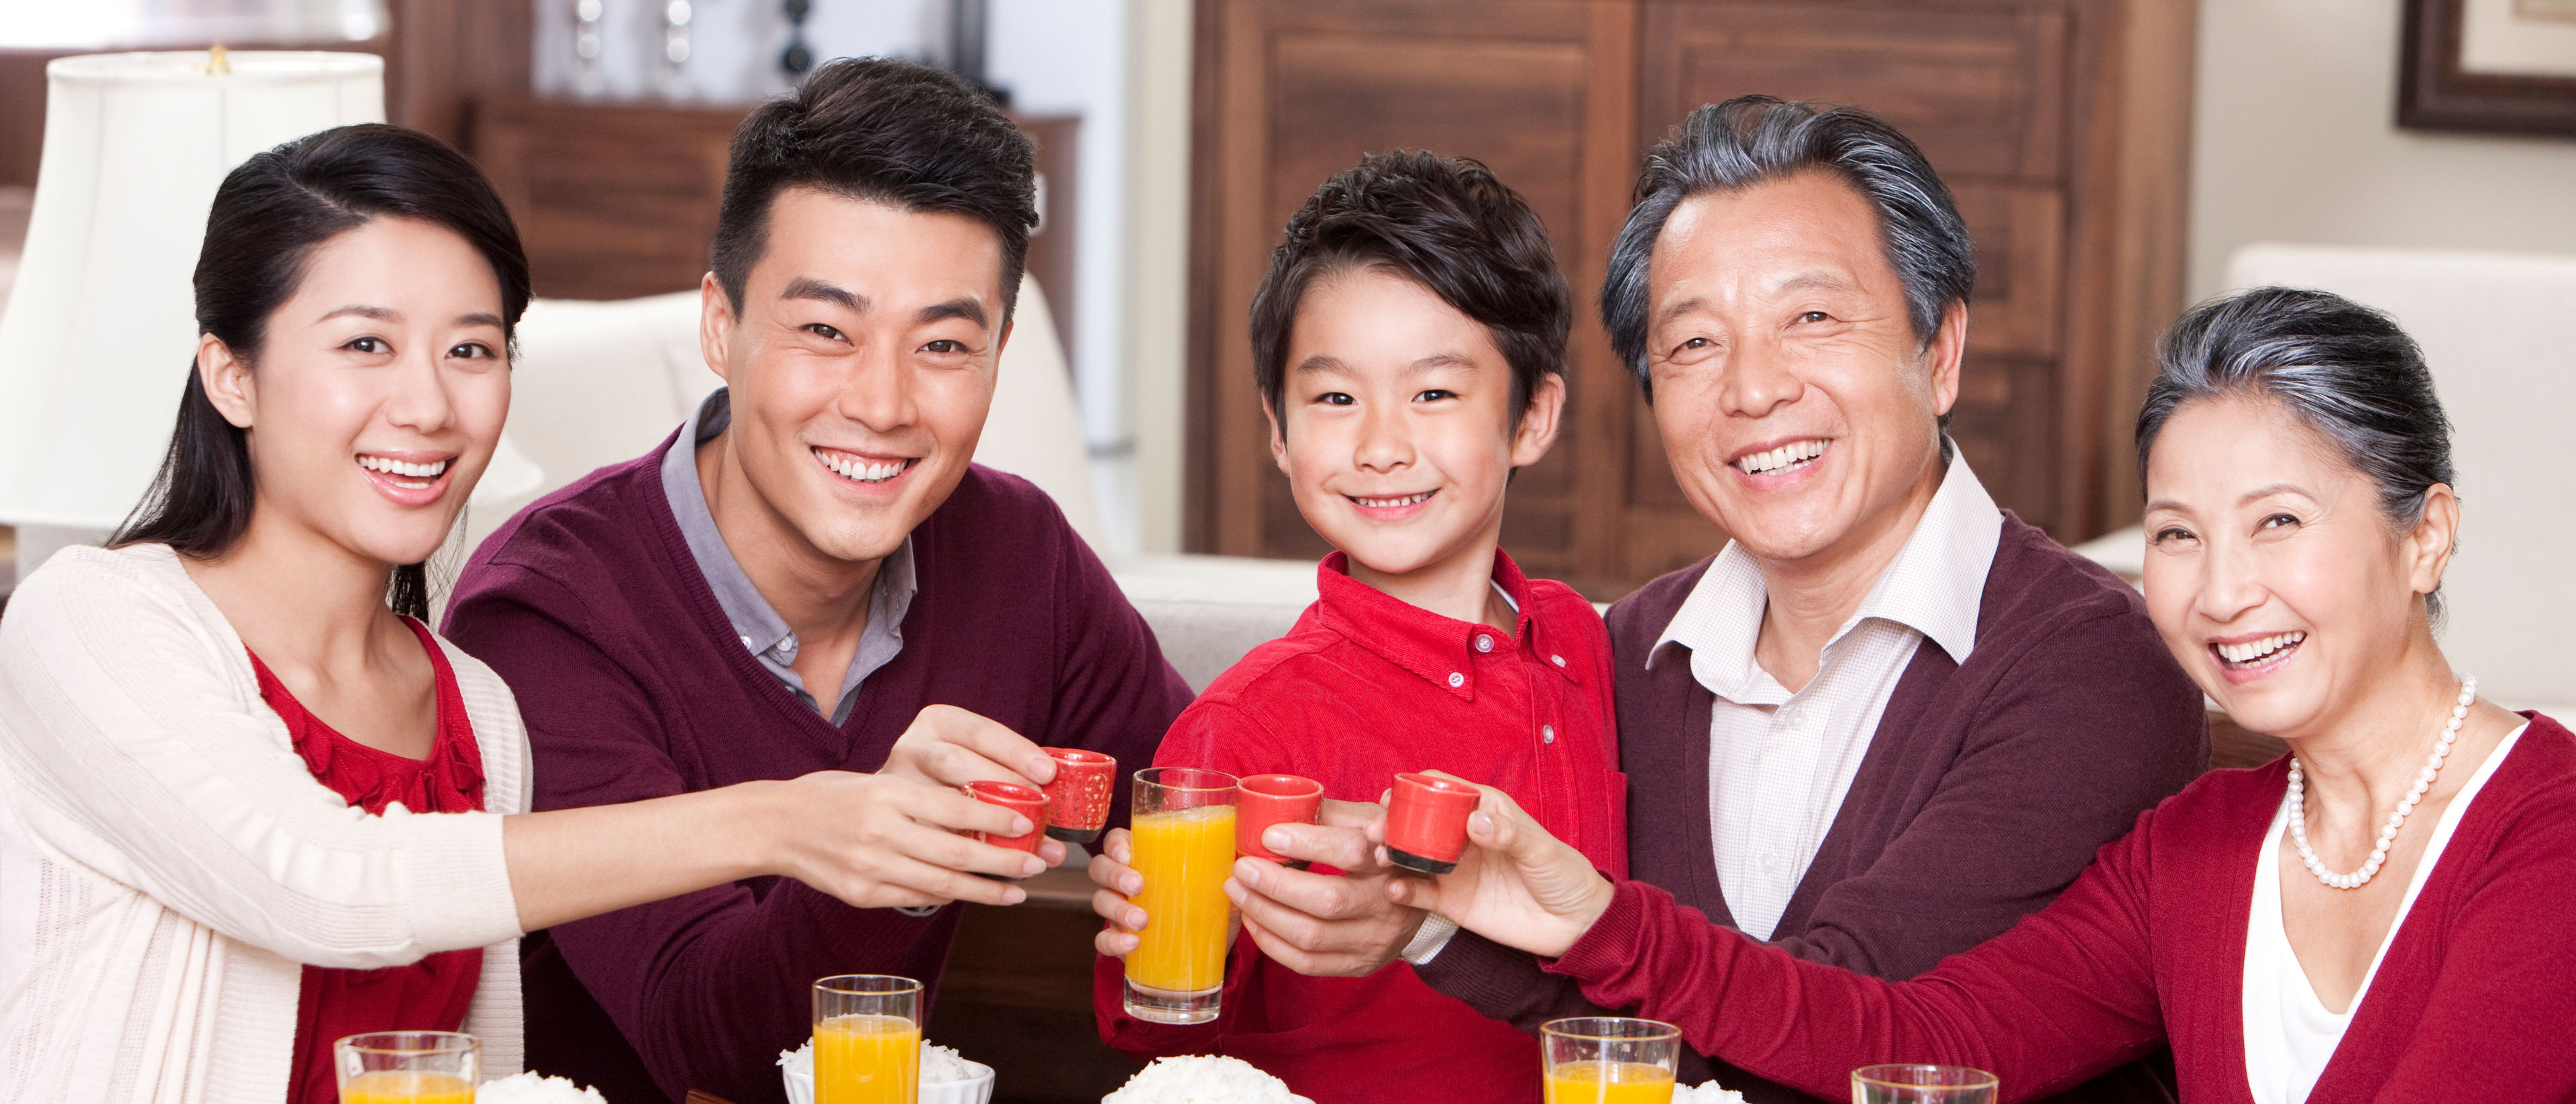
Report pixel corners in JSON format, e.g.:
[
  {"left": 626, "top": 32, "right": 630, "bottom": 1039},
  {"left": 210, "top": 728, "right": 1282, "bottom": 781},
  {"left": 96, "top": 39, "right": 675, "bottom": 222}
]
[{"left": 0, "top": 125, "right": 1069, "bottom": 1104}]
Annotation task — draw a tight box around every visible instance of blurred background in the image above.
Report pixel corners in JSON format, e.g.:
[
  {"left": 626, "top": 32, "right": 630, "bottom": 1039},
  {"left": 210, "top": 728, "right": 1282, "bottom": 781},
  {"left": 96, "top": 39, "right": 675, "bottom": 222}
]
[
  {"left": 3, "top": 0, "right": 2573, "bottom": 587},
  {"left": 1, "top": 3, "right": 2572, "bottom": 1100}
]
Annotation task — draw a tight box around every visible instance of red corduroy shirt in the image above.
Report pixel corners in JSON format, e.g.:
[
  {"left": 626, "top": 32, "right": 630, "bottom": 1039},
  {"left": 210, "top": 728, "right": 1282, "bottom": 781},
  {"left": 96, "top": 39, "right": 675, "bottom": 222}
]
[{"left": 1093, "top": 549, "right": 1627, "bottom": 1104}]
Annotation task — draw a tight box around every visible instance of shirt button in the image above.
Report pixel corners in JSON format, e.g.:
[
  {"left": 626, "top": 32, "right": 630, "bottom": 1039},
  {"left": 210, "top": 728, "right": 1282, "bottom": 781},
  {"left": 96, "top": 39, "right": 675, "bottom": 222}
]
[
  {"left": 1550, "top": 655, "right": 1566, "bottom": 667},
  {"left": 1476, "top": 634, "right": 1494, "bottom": 653},
  {"left": 1448, "top": 672, "right": 1465, "bottom": 688},
  {"left": 1760, "top": 852, "right": 1781, "bottom": 872},
  {"left": 1542, "top": 725, "right": 1555, "bottom": 744},
  {"left": 739, "top": 634, "right": 755, "bottom": 651}
]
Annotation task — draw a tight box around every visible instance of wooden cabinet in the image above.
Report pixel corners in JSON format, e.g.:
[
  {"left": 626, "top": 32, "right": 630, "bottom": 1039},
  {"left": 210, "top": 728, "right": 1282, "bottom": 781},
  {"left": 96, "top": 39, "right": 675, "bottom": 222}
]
[{"left": 1186, "top": 0, "right": 2196, "bottom": 595}]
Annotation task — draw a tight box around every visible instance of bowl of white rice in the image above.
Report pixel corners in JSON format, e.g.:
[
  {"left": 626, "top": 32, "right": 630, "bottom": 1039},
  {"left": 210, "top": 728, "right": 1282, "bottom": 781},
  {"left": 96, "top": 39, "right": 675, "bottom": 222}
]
[
  {"left": 779, "top": 1036, "right": 994, "bottom": 1104},
  {"left": 1100, "top": 1056, "right": 1312, "bottom": 1104},
  {"left": 475, "top": 1072, "right": 608, "bottom": 1103}
]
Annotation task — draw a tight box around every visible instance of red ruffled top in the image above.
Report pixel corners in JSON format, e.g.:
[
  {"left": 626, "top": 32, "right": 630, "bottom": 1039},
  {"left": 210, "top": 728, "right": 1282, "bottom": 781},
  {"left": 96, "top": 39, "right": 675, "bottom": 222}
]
[{"left": 252, "top": 617, "right": 488, "bottom": 1104}]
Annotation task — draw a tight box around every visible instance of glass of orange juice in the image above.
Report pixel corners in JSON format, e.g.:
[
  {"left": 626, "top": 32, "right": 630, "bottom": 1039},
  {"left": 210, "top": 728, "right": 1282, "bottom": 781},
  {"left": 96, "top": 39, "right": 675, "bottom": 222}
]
[
  {"left": 1851, "top": 1064, "right": 1998, "bottom": 1104},
  {"left": 814, "top": 975, "right": 923, "bottom": 1104},
  {"left": 1123, "top": 766, "right": 1240, "bottom": 1024},
  {"left": 1541, "top": 1017, "right": 1680, "bottom": 1104},
  {"left": 335, "top": 1031, "right": 478, "bottom": 1104}
]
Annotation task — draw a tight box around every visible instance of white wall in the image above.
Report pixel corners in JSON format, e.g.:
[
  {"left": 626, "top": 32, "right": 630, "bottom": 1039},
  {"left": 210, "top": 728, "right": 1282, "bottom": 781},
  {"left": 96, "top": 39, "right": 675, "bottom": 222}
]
[{"left": 2189, "top": 0, "right": 2576, "bottom": 300}]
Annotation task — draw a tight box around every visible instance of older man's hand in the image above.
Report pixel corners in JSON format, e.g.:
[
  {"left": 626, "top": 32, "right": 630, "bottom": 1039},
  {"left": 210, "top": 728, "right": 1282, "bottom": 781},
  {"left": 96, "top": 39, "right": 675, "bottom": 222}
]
[{"left": 1224, "top": 799, "right": 1428, "bottom": 977}]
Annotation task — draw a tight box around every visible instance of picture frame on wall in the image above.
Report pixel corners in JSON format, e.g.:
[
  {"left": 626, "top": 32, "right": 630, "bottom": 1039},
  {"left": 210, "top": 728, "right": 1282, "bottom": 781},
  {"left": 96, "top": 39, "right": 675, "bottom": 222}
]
[{"left": 2400, "top": 0, "right": 2576, "bottom": 135}]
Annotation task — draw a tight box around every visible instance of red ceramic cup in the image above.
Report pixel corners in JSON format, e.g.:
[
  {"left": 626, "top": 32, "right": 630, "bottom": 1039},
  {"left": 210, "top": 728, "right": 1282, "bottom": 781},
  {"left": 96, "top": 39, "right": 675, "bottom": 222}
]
[
  {"left": 1041, "top": 747, "right": 1118, "bottom": 843},
  {"left": 1384, "top": 772, "right": 1481, "bottom": 875},
  {"left": 963, "top": 779, "right": 1050, "bottom": 879},
  {"left": 1234, "top": 773, "right": 1324, "bottom": 869}
]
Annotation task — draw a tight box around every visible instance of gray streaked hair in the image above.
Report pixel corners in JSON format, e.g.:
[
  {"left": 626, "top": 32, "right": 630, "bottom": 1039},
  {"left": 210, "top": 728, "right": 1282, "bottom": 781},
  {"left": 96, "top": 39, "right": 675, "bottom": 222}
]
[
  {"left": 1602, "top": 96, "right": 1976, "bottom": 404},
  {"left": 2137, "top": 286, "right": 2458, "bottom": 624}
]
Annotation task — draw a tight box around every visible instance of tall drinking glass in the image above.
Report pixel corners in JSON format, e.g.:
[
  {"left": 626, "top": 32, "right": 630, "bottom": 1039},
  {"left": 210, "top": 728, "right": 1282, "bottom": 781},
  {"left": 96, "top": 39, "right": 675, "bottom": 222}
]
[
  {"left": 1541, "top": 1017, "right": 1680, "bottom": 1104},
  {"left": 1123, "top": 766, "right": 1240, "bottom": 1024},
  {"left": 814, "top": 974, "right": 924, "bottom": 1104},
  {"left": 335, "top": 1031, "right": 479, "bottom": 1104},
  {"left": 1851, "top": 1064, "right": 1998, "bottom": 1104}
]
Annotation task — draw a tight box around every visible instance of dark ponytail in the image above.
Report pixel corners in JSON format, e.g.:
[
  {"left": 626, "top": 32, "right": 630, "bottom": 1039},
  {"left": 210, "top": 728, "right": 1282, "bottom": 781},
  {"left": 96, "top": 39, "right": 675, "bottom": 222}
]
[{"left": 109, "top": 123, "right": 529, "bottom": 619}]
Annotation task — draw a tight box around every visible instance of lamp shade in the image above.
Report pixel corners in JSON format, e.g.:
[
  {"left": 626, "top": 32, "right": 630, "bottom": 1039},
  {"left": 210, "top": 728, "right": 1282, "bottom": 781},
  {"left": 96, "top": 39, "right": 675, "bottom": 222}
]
[{"left": 0, "top": 51, "right": 542, "bottom": 533}]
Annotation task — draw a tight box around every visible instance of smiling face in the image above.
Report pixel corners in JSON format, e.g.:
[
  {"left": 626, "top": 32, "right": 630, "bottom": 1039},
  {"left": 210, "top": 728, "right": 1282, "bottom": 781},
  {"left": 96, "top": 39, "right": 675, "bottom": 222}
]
[
  {"left": 202, "top": 216, "right": 509, "bottom": 569},
  {"left": 701, "top": 187, "right": 1006, "bottom": 566},
  {"left": 2141, "top": 393, "right": 2455, "bottom": 740},
  {"left": 1269, "top": 266, "right": 1562, "bottom": 582},
  {"left": 1642, "top": 170, "right": 1962, "bottom": 569}
]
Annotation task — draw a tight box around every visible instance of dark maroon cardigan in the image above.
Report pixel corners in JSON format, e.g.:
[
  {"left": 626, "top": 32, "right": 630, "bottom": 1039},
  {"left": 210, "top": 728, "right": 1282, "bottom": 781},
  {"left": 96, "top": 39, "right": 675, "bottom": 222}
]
[
  {"left": 1416, "top": 512, "right": 2209, "bottom": 1102},
  {"left": 443, "top": 444, "right": 1192, "bottom": 1104}
]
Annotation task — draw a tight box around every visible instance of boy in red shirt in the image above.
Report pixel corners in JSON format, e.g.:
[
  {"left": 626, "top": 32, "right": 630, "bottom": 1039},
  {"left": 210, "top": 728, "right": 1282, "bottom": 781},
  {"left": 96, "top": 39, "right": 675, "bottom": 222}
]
[{"left": 1085, "top": 151, "right": 1627, "bottom": 1103}]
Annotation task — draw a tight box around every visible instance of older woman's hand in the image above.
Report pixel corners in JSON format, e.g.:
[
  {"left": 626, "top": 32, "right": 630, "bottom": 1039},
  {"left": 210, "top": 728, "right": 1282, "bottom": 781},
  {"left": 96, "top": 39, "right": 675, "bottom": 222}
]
[{"left": 1378, "top": 773, "right": 1616, "bottom": 958}]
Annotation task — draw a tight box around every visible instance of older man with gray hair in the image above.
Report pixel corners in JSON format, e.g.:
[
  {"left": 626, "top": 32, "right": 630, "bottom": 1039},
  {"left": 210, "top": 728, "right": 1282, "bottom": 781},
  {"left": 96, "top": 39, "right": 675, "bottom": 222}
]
[{"left": 1217, "top": 97, "right": 2208, "bottom": 1103}]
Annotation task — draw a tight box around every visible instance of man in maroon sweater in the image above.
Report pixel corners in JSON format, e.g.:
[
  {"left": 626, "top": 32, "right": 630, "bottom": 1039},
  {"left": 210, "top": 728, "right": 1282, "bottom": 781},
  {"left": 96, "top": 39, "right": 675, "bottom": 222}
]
[
  {"left": 1229, "top": 98, "right": 2208, "bottom": 1102},
  {"left": 442, "top": 60, "right": 1190, "bottom": 1103}
]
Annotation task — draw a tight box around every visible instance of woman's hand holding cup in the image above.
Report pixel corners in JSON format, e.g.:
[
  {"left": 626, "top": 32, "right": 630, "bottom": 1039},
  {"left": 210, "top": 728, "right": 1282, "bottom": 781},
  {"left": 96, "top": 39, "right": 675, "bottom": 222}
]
[{"left": 1377, "top": 771, "right": 1616, "bottom": 959}]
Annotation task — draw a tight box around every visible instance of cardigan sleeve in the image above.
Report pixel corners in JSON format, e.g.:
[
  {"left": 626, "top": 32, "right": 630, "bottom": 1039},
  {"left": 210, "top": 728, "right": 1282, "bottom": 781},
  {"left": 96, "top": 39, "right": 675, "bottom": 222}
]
[
  {"left": 441, "top": 559, "right": 961, "bottom": 1104},
  {"left": 0, "top": 549, "right": 523, "bottom": 969},
  {"left": 1544, "top": 815, "right": 2171, "bottom": 1103}
]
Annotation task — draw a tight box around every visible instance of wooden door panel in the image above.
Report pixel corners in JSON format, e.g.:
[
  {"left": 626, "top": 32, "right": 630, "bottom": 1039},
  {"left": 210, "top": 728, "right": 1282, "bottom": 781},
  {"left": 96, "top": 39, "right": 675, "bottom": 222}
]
[
  {"left": 1953, "top": 182, "right": 2064, "bottom": 357},
  {"left": 1642, "top": 1, "right": 2068, "bottom": 182}
]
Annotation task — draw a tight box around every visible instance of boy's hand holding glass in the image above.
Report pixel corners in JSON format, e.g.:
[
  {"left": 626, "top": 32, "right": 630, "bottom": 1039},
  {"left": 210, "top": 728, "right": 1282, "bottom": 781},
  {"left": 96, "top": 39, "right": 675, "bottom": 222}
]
[
  {"left": 1224, "top": 799, "right": 1432, "bottom": 978},
  {"left": 1378, "top": 773, "right": 1616, "bottom": 958}
]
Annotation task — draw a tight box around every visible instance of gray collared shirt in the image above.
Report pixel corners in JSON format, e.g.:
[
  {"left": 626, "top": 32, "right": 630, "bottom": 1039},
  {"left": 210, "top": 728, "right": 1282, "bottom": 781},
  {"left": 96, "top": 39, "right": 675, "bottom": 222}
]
[{"left": 661, "top": 388, "right": 916, "bottom": 725}]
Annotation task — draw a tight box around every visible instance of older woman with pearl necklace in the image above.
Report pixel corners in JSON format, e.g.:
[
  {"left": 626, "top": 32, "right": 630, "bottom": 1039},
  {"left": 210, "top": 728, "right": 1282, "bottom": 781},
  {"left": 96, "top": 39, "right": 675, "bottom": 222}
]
[{"left": 1387, "top": 286, "right": 2574, "bottom": 1102}]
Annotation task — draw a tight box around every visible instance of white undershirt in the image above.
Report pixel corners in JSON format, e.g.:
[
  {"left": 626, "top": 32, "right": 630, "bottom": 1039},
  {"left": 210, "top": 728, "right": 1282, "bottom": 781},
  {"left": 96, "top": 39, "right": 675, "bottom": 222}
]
[{"left": 2241, "top": 721, "right": 2528, "bottom": 1104}]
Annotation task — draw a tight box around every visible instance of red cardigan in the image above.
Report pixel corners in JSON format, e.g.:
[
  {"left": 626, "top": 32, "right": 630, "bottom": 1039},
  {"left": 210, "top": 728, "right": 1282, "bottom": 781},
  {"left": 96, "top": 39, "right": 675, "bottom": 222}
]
[{"left": 1544, "top": 712, "right": 2576, "bottom": 1103}]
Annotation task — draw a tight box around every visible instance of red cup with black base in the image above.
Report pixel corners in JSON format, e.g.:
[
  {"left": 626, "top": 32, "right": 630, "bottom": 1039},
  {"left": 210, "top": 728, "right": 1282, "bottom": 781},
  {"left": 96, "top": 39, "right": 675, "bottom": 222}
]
[
  {"left": 964, "top": 779, "right": 1050, "bottom": 879},
  {"left": 1385, "top": 772, "right": 1480, "bottom": 875},
  {"left": 1234, "top": 773, "right": 1324, "bottom": 870},
  {"left": 1041, "top": 747, "right": 1118, "bottom": 843}
]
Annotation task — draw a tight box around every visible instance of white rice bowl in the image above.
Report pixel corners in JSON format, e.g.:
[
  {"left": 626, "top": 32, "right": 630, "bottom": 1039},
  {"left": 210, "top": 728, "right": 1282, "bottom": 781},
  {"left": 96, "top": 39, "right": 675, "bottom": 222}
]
[
  {"left": 1674, "top": 1081, "right": 1749, "bottom": 1103},
  {"left": 1102, "top": 1056, "right": 1312, "bottom": 1104},
  {"left": 476, "top": 1071, "right": 607, "bottom": 1103},
  {"left": 778, "top": 1036, "right": 993, "bottom": 1104}
]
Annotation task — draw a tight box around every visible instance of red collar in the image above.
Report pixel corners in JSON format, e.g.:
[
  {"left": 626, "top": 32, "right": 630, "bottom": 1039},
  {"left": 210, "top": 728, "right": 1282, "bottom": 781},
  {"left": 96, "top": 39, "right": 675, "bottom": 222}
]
[{"left": 1311, "top": 549, "right": 1580, "bottom": 701}]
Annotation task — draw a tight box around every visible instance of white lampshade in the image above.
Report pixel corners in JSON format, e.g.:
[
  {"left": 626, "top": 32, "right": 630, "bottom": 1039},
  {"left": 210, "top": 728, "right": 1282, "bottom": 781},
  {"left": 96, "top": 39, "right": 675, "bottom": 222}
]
[{"left": 0, "top": 50, "right": 539, "bottom": 537}]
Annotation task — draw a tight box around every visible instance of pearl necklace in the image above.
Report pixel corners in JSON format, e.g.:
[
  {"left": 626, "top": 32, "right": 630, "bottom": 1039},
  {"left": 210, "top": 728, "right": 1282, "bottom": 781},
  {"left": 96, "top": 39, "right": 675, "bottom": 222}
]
[{"left": 2287, "top": 674, "right": 2475, "bottom": 891}]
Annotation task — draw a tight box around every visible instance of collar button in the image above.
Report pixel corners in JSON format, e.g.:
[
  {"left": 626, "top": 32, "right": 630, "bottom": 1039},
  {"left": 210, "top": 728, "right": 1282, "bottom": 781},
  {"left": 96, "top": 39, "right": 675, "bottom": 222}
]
[
  {"left": 1476, "top": 634, "right": 1495, "bottom": 653},
  {"left": 1550, "top": 654, "right": 1566, "bottom": 667},
  {"left": 1448, "top": 671, "right": 1466, "bottom": 689}
]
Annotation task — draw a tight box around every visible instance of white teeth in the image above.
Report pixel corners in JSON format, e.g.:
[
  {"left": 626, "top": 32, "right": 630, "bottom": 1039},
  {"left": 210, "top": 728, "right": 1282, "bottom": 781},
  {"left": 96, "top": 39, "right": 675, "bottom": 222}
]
[
  {"left": 2217, "top": 630, "right": 2306, "bottom": 664},
  {"left": 1354, "top": 492, "right": 1434, "bottom": 509},
  {"left": 1733, "top": 439, "right": 1827, "bottom": 474},
  {"left": 358, "top": 455, "right": 448, "bottom": 480},
  {"left": 820, "top": 451, "right": 908, "bottom": 483}
]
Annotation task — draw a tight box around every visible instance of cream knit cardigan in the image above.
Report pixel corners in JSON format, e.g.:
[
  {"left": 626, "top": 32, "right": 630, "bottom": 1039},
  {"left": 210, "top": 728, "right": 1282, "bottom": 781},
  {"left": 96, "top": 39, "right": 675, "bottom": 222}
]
[{"left": 0, "top": 545, "right": 527, "bottom": 1103}]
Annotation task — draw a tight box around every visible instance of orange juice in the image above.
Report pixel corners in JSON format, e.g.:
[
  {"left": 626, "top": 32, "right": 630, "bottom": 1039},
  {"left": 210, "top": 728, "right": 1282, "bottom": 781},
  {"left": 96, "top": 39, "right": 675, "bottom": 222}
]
[
  {"left": 814, "top": 1012, "right": 920, "bottom": 1104},
  {"left": 339, "top": 1070, "right": 476, "bottom": 1104},
  {"left": 1125, "top": 803, "right": 1237, "bottom": 995},
  {"left": 1545, "top": 1060, "right": 1676, "bottom": 1104}
]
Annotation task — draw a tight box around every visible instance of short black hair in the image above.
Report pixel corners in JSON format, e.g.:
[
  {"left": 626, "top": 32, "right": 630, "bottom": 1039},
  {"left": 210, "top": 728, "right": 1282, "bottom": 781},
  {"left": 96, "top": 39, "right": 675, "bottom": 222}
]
[
  {"left": 1604, "top": 96, "right": 1975, "bottom": 407},
  {"left": 1249, "top": 151, "right": 1570, "bottom": 429},
  {"left": 711, "top": 57, "right": 1037, "bottom": 325}
]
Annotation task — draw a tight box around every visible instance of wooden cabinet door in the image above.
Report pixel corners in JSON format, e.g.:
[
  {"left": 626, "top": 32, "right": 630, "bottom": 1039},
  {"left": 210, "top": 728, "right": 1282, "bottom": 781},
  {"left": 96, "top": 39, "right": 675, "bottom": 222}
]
[{"left": 1188, "top": 0, "right": 1668, "bottom": 594}]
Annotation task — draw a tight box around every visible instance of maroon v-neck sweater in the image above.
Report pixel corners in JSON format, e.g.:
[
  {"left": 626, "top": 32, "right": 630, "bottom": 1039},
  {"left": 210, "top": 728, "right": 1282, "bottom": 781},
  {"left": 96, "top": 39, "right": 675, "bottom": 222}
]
[
  {"left": 1550, "top": 713, "right": 2576, "bottom": 1103},
  {"left": 1417, "top": 513, "right": 2209, "bottom": 1103},
  {"left": 443, "top": 440, "right": 1191, "bottom": 1104}
]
